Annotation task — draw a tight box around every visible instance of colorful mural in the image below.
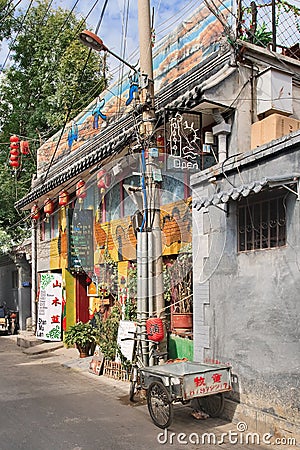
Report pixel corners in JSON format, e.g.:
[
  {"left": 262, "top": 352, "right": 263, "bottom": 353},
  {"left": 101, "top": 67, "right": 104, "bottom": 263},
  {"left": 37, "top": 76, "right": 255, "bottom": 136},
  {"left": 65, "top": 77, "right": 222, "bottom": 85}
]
[{"left": 36, "top": 0, "right": 233, "bottom": 173}]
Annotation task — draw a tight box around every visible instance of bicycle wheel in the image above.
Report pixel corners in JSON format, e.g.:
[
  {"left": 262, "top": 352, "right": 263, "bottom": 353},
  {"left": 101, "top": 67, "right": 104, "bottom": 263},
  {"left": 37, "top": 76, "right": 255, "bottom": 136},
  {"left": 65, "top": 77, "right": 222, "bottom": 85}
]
[
  {"left": 129, "top": 366, "right": 138, "bottom": 401},
  {"left": 147, "top": 381, "right": 174, "bottom": 429},
  {"left": 194, "top": 393, "right": 224, "bottom": 417}
]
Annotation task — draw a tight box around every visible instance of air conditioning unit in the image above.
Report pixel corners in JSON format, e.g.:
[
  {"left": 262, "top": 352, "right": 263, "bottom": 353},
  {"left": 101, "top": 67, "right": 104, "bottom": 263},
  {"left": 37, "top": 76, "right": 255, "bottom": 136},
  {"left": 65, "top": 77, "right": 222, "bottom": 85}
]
[
  {"left": 257, "top": 68, "right": 293, "bottom": 116},
  {"left": 251, "top": 113, "right": 300, "bottom": 149}
]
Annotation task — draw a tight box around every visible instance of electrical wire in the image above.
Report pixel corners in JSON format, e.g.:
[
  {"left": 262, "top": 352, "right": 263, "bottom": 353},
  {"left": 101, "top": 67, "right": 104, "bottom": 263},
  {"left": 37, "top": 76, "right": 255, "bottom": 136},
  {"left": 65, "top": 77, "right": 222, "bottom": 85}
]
[
  {"left": 42, "top": 0, "right": 109, "bottom": 183},
  {"left": 1, "top": 0, "right": 34, "bottom": 71},
  {"left": 0, "top": 0, "right": 23, "bottom": 25}
]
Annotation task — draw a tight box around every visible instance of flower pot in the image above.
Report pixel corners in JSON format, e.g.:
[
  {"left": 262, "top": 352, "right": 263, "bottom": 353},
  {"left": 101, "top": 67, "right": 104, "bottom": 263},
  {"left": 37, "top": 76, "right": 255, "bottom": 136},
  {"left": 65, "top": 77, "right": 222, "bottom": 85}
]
[
  {"left": 172, "top": 313, "right": 193, "bottom": 329},
  {"left": 76, "top": 343, "right": 91, "bottom": 357}
]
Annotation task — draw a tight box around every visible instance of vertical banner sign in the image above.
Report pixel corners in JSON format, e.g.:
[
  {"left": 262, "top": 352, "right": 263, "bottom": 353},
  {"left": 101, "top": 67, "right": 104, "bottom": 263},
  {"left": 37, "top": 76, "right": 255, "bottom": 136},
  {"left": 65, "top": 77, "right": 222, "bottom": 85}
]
[{"left": 36, "top": 273, "right": 63, "bottom": 341}]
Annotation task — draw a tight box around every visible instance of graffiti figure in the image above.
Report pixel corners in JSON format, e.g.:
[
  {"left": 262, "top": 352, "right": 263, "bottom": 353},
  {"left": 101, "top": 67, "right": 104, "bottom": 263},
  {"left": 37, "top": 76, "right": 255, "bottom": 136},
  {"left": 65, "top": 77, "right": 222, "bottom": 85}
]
[
  {"left": 92, "top": 97, "right": 107, "bottom": 129},
  {"left": 126, "top": 71, "right": 139, "bottom": 106},
  {"left": 68, "top": 121, "right": 79, "bottom": 149}
]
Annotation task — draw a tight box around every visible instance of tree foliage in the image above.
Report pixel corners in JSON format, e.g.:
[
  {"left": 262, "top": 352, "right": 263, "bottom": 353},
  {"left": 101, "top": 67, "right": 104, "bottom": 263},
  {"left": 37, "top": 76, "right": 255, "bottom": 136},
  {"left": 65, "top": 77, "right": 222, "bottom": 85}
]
[{"left": 0, "top": 0, "right": 107, "bottom": 243}]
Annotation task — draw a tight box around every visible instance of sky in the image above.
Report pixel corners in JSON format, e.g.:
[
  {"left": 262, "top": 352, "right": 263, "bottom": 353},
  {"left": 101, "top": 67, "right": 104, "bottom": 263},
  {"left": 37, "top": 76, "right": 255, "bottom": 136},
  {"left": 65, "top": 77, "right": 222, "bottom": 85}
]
[{"left": 0, "top": 0, "right": 201, "bottom": 75}]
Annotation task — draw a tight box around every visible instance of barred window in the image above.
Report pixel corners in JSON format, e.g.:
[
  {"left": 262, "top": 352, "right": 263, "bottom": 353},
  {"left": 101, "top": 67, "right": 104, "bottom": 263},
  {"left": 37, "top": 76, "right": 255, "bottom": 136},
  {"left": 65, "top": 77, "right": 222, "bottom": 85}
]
[{"left": 238, "top": 192, "right": 286, "bottom": 252}]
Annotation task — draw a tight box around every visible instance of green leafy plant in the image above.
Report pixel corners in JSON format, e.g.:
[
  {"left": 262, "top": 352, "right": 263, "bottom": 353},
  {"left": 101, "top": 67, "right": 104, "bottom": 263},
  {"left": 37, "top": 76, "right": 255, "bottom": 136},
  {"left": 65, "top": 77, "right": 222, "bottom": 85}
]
[
  {"left": 64, "top": 321, "right": 97, "bottom": 355},
  {"left": 95, "top": 303, "right": 122, "bottom": 360},
  {"left": 125, "top": 264, "right": 137, "bottom": 320}
]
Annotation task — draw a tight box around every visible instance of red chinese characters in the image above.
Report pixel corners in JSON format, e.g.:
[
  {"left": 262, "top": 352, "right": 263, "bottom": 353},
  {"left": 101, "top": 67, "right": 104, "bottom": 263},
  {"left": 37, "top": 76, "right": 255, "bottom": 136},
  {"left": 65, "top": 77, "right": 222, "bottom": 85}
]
[
  {"left": 52, "top": 298, "right": 61, "bottom": 307},
  {"left": 51, "top": 315, "right": 60, "bottom": 324},
  {"left": 194, "top": 376, "right": 206, "bottom": 387},
  {"left": 212, "top": 372, "right": 222, "bottom": 383}
]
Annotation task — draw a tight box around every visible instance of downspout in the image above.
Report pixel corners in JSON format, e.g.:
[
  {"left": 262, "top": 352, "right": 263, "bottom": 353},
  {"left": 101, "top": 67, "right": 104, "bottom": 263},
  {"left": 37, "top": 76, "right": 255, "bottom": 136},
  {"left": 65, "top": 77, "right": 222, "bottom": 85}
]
[{"left": 31, "top": 222, "right": 37, "bottom": 332}]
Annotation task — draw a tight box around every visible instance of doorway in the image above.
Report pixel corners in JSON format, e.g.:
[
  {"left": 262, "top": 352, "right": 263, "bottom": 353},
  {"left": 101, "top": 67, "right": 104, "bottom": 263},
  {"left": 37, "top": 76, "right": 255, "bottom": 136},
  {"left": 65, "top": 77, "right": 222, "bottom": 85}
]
[{"left": 76, "top": 274, "right": 89, "bottom": 323}]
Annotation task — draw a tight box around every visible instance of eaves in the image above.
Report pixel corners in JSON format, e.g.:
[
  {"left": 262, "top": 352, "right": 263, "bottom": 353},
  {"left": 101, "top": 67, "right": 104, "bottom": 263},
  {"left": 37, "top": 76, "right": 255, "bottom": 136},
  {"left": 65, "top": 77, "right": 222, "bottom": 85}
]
[{"left": 191, "top": 128, "right": 300, "bottom": 188}]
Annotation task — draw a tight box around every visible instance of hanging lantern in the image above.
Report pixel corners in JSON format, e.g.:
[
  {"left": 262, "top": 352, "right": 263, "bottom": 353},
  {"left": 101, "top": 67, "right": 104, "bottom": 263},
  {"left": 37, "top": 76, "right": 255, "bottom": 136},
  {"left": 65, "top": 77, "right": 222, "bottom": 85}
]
[
  {"left": 58, "top": 190, "right": 69, "bottom": 208},
  {"left": 9, "top": 135, "right": 20, "bottom": 170},
  {"left": 9, "top": 158, "right": 20, "bottom": 169},
  {"left": 97, "top": 169, "right": 111, "bottom": 190},
  {"left": 146, "top": 317, "right": 164, "bottom": 342},
  {"left": 44, "top": 198, "right": 54, "bottom": 219},
  {"left": 10, "top": 135, "right": 19, "bottom": 144},
  {"left": 20, "top": 140, "right": 30, "bottom": 155},
  {"left": 10, "top": 148, "right": 19, "bottom": 156},
  {"left": 76, "top": 180, "right": 87, "bottom": 203},
  {"left": 31, "top": 204, "right": 40, "bottom": 221}
]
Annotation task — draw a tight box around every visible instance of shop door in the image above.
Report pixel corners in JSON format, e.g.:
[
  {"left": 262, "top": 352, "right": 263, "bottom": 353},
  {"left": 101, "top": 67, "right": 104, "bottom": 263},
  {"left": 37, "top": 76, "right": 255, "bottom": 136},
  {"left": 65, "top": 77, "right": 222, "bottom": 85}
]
[{"left": 76, "top": 274, "right": 89, "bottom": 323}]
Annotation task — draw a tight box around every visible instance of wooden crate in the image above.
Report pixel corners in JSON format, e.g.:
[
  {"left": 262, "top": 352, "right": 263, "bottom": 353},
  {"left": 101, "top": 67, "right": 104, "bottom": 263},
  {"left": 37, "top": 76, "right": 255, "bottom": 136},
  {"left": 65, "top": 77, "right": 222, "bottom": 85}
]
[{"left": 103, "top": 359, "right": 130, "bottom": 381}]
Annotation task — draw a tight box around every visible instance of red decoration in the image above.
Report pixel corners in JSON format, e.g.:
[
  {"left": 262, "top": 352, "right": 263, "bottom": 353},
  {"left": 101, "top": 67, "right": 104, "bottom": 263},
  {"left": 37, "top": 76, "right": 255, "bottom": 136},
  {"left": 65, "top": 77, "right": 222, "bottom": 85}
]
[
  {"left": 58, "top": 190, "right": 69, "bottom": 207},
  {"left": 9, "top": 159, "right": 20, "bottom": 168},
  {"left": 9, "top": 136, "right": 20, "bottom": 169},
  {"left": 156, "top": 134, "right": 165, "bottom": 153},
  {"left": 31, "top": 204, "right": 40, "bottom": 221},
  {"left": 9, "top": 135, "right": 19, "bottom": 144},
  {"left": 146, "top": 317, "right": 164, "bottom": 342},
  {"left": 76, "top": 180, "right": 87, "bottom": 201},
  {"left": 44, "top": 198, "right": 54, "bottom": 217},
  {"left": 20, "top": 140, "right": 30, "bottom": 155},
  {"left": 97, "top": 169, "right": 111, "bottom": 190}
]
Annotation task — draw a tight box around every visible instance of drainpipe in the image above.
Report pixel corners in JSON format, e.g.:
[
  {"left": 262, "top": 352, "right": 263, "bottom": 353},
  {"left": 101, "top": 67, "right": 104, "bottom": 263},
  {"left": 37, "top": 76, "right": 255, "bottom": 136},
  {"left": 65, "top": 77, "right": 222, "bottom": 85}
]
[
  {"left": 31, "top": 222, "right": 37, "bottom": 332},
  {"left": 212, "top": 109, "right": 232, "bottom": 163}
]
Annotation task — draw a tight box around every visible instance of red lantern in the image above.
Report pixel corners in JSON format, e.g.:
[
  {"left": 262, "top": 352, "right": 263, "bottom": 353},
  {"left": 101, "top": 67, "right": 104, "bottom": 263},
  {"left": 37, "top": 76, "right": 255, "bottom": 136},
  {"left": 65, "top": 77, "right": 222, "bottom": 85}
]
[
  {"left": 97, "top": 169, "right": 111, "bottom": 190},
  {"left": 10, "top": 135, "right": 19, "bottom": 144},
  {"left": 20, "top": 140, "right": 30, "bottom": 155},
  {"left": 146, "top": 317, "right": 164, "bottom": 342},
  {"left": 44, "top": 198, "right": 54, "bottom": 217},
  {"left": 76, "top": 180, "right": 87, "bottom": 202},
  {"left": 59, "top": 190, "right": 69, "bottom": 207},
  {"left": 31, "top": 204, "right": 40, "bottom": 221},
  {"left": 9, "top": 159, "right": 20, "bottom": 168},
  {"left": 9, "top": 135, "right": 20, "bottom": 169}
]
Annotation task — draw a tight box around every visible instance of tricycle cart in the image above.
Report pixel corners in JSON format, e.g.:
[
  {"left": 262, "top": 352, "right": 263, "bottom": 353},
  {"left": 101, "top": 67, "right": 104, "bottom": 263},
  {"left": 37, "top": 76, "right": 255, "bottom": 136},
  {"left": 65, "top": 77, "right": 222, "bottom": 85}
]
[{"left": 140, "top": 361, "right": 232, "bottom": 429}]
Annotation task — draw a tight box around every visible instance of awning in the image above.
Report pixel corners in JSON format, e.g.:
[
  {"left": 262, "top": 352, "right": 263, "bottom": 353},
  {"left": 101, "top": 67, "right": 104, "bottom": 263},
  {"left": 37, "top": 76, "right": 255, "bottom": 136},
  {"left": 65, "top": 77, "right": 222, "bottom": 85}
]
[{"left": 192, "top": 174, "right": 300, "bottom": 210}]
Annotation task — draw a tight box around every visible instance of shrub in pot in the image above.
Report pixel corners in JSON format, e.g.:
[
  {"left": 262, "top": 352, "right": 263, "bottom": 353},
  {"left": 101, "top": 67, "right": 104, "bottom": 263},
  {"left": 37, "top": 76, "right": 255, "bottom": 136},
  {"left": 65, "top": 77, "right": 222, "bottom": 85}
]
[{"left": 64, "top": 321, "right": 97, "bottom": 357}]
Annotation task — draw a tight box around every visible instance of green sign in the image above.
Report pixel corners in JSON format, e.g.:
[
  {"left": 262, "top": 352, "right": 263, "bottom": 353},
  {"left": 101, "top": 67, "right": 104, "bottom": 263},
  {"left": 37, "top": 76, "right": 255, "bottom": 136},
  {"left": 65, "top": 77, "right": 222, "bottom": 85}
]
[{"left": 67, "top": 209, "right": 94, "bottom": 273}]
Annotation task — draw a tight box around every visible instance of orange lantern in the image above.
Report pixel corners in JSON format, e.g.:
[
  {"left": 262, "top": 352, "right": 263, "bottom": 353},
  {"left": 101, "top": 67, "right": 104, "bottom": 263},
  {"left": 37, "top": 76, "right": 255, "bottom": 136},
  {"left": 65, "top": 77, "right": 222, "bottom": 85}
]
[
  {"left": 146, "top": 317, "right": 164, "bottom": 342},
  {"left": 20, "top": 140, "right": 30, "bottom": 155},
  {"left": 59, "top": 190, "right": 69, "bottom": 207},
  {"left": 9, "top": 156, "right": 20, "bottom": 169},
  {"left": 97, "top": 169, "right": 111, "bottom": 190},
  {"left": 10, "top": 135, "right": 19, "bottom": 144},
  {"left": 9, "top": 136, "right": 20, "bottom": 170},
  {"left": 44, "top": 198, "right": 54, "bottom": 219},
  {"left": 76, "top": 180, "right": 87, "bottom": 202},
  {"left": 31, "top": 204, "right": 40, "bottom": 221}
]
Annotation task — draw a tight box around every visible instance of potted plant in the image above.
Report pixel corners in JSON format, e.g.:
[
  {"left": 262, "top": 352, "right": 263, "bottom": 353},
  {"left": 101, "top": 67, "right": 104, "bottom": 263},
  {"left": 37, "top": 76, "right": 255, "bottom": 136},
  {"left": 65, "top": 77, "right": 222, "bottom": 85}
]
[
  {"left": 64, "top": 321, "right": 97, "bottom": 358},
  {"left": 165, "top": 244, "right": 193, "bottom": 332}
]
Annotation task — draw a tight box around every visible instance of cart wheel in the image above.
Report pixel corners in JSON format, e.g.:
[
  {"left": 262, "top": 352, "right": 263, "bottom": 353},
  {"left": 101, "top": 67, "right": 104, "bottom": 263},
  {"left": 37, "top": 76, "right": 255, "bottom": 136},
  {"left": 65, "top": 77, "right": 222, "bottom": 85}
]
[
  {"left": 147, "top": 381, "right": 174, "bottom": 429},
  {"left": 129, "top": 366, "right": 138, "bottom": 401},
  {"left": 195, "top": 393, "right": 224, "bottom": 418}
]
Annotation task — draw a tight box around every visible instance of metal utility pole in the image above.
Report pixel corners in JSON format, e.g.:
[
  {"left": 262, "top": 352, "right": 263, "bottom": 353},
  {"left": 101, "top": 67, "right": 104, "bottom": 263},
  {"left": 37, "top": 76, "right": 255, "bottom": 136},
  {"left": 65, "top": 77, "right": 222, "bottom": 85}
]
[{"left": 137, "top": 0, "right": 164, "bottom": 364}]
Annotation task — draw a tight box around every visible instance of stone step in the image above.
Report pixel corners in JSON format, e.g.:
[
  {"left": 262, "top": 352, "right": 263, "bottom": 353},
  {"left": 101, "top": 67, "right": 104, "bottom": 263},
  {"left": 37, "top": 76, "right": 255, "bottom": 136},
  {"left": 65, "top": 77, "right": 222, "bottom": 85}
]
[{"left": 17, "top": 332, "right": 43, "bottom": 348}]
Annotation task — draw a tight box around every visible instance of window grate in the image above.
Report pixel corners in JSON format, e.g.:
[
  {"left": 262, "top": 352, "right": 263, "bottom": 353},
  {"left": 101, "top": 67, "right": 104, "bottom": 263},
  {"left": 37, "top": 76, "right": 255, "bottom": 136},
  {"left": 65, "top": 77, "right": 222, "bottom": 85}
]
[{"left": 238, "top": 193, "right": 286, "bottom": 252}]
